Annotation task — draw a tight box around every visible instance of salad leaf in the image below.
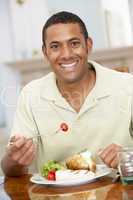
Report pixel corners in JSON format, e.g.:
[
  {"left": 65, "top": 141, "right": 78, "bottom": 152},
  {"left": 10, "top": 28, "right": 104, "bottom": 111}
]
[{"left": 41, "top": 160, "right": 64, "bottom": 177}]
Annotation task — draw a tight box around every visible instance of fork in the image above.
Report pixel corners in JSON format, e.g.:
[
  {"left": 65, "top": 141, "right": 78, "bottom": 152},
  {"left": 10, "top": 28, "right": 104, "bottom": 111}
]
[
  {"left": 28, "top": 134, "right": 44, "bottom": 140},
  {"left": 8, "top": 129, "right": 60, "bottom": 146},
  {"left": 7, "top": 134, "right": 43, "bottom": 146}
]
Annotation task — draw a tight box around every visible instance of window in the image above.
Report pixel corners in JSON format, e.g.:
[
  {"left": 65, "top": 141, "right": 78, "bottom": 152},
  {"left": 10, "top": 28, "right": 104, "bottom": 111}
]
[{"left": 102, "top": 0, "right": 133, "bottom": 47}]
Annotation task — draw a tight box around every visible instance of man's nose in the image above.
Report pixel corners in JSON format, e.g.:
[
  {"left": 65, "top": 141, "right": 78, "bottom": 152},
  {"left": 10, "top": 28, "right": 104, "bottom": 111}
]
[{"left": 60, "top": 45, "right": 72, "bottom": 59}]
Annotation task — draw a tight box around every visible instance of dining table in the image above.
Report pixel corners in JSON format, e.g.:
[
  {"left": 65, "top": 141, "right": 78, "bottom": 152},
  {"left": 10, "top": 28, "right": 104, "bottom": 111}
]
[{"left": 0, "top": 174, "right": 133, "bottom": 200}]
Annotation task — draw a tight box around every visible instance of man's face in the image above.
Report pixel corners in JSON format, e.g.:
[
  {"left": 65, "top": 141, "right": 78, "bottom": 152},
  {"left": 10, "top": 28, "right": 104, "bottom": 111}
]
[{"left": 42, "top": 23, "right": 92, "bottom": 84}]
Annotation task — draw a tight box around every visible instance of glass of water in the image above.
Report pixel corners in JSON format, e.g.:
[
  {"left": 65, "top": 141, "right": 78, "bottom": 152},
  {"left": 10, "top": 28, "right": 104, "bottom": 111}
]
[{"left": 118, "top": 147, "right": 133, "bottom": 185}]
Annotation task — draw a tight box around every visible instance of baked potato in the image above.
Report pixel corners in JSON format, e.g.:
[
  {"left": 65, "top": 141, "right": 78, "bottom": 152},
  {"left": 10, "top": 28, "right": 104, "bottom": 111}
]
[{"left": 66, "top": 150, "right": 96, "bottom": 172}]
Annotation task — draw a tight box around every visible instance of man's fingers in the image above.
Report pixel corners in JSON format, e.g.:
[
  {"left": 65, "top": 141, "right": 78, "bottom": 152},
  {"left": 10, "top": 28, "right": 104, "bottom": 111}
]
[
  {"left": 99, "top": 144, "right": 115, "bottom": 162},
  {"left": 102, "top": 149, "right": 117, "bottom": 168},
  {"left": 8, "top": 134, "right": 24, "bottom": 145},
  {"left": 11, "top": 139, "right": 34, "bottom": 161},
  {"left": 99, "top": 143, "right": 122, "bottom": 168},
  {"left": 7, "top": 136, "right": 26, "bottom": 150},
  {"left": 7, "top": 137, "right": 26, "bottom": 156},
  {"left": 110, "top": 157, "right": 118, "bottom": 168},
  {"left": 103, "top": 149, "right": 115, "bottom": 163},
  {"left": 6, "top": 137, "right": 36, "bottom": 166},
  {"left": 18, "top": 143, "right": 37, "bottom": 166},
  {"left": 14, "top": 137, "right": 27, "bottom": 148}
]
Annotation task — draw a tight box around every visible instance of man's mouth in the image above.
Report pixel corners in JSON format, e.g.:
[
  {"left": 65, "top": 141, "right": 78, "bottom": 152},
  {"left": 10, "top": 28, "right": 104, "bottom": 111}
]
[{"left": 61, "top": 61, "right": 77, "bottom": 68}]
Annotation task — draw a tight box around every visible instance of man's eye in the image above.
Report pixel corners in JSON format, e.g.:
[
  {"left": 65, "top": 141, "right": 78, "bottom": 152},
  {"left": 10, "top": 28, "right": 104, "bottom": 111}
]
[
  {"left": 71, "top": 41, "right": 80, "bottom": 48},
  {"left": 50, "top": 44, "right": 59, "bottom": 50}
]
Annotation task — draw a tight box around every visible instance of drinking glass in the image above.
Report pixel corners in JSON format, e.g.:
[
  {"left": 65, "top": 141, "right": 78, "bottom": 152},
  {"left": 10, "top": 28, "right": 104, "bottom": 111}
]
[{"left": 118, "top": 147, "right": 133, "bottom": 185}]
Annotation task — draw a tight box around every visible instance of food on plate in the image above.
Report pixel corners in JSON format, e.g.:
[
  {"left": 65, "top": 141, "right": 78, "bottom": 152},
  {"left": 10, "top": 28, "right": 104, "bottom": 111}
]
[
  {"left": 41, "top": 160, "right": 64, "bottom": 180},
  {"left": 41, "top": 150, "right": 96, "bottom": 181},
  {"left": 66, "top": 150, "right": 96, "bottom": 172},
  {"left": 55, "top": 168, "right": 95, "bottom": 182}
]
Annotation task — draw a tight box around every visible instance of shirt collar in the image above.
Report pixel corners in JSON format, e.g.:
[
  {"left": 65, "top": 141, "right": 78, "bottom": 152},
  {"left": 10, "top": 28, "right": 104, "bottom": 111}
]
[
  {"left": 88, "top": 60, "right": 112, "bottom": 99},
  {"left": 40, "top": 72, "right": 73, "bottom": 111},
  {"left": 40, "top": 61, "right": 112, "bottom": 102}
]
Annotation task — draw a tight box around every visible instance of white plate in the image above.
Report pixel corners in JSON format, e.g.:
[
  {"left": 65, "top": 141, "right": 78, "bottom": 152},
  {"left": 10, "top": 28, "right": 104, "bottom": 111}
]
[{"left": 30, "top": 165, "right": 112, "bottom": 186}]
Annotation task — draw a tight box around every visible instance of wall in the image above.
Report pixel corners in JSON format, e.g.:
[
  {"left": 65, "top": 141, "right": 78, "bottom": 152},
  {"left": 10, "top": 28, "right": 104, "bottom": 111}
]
[
  {"left": 102, "top": 0, "right": 133, "bottom": 47},
  {"left": 129, "top": 0, "right": 133, "bottom": 33},
  {"left": 47, "top": 0, "right": 107, "bottom": 49},
  {"left": 0, "top": 64, "right": 21, "bottom": 133},
  {"left": 0, "top": 0, "right": 132, "bottom": 62},
  {"left": 0, "top": 0, "right": 13, "bottom": 62},
  {"left": 9, "top": 0, "right": 49, "bottom": 60}
]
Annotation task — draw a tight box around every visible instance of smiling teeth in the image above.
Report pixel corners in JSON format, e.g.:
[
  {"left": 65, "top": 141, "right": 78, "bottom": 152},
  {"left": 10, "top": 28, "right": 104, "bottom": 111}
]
[{"left": 61, "top": 62, "right": 76, "bottom": 68}]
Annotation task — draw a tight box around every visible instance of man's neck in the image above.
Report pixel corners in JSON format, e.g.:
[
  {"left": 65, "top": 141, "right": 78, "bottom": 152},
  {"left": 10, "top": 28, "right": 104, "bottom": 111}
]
[{"left": 57, "top": 67, "right": 96, "bottom": 112}]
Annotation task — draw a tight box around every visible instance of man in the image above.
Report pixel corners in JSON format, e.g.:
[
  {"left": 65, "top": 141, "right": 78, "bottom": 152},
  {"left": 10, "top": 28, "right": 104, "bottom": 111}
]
[{"left": 1, "top": 11, "right": 133, "bottom": 176}]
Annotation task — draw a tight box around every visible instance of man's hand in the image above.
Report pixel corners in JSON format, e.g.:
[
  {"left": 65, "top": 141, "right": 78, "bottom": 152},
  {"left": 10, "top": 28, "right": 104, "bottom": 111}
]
[
  {"left": 1, "top": 135, "right": 37, "bottom": 176},
  {"left": 98, "top": 143, "right": 122, "bottom": 168},
  {"left": 7, "top": 135, "right": 37, "bottom": 166}
]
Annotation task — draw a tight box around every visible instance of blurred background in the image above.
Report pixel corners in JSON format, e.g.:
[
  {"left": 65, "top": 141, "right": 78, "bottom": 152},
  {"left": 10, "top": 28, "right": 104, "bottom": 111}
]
[
  {"left": 0, "top": 0, "right": 133, "bottom": 173},
  {"left": 1, "top": 0, "right": 133, "bottom": 63}
]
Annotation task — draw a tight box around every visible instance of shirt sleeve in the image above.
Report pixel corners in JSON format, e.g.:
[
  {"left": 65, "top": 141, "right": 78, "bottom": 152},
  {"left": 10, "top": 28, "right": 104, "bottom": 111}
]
[{"left": 11, "top": 87, "right": 37, "bottom": 138}]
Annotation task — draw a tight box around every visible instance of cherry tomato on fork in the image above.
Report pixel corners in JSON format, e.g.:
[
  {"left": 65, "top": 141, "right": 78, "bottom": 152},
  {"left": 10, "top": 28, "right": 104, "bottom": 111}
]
[{"left": 60, "top": 123, "right": 68, "bottom": 132}]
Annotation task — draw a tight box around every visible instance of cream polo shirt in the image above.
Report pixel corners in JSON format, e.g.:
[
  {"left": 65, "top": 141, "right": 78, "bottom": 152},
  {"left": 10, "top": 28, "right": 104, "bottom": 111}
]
[{"left": 11, "top": 61, "right": 133, "bottom": 172}]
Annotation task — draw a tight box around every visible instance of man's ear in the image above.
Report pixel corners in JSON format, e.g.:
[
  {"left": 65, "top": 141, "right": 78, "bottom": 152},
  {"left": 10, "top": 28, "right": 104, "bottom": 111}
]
[
  {"left": 42, "top": 45, "right": 50, "bottom": 65},
  {"left": 86, "top": 37, "right": 93, "bottom": 54},
  {"left": 42, "top": 45, "right": 47, "bottom": 58}
]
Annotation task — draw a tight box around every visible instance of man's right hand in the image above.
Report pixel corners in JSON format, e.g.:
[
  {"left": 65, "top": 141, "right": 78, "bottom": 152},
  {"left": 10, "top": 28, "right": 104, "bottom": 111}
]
[
  {"left": 1, "top": 135, "right": 37, "bottom": 176},
  {"left": 7, "top": 135, "right": 37, "bottom": 166}
]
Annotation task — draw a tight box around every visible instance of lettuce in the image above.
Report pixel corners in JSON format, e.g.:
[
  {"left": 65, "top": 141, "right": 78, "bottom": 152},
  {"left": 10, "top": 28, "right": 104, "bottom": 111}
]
[{"left": 41, "top": 160, "right": 64, "bottom": 177}]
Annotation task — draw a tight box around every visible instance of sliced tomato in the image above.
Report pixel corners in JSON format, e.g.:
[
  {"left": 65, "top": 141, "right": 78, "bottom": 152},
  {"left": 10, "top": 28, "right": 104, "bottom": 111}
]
[{"left": 47, "top": 170, "right": 56, "bottom": 180}]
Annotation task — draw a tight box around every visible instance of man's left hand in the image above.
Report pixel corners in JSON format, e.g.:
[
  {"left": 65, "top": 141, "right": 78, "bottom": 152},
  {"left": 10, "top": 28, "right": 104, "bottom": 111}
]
[{"left": 98, "top": 143, "right": 122, "bottom": 168}]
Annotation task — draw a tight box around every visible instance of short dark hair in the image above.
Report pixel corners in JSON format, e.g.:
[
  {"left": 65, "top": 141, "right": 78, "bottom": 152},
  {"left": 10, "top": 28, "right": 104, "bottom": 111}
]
[{"left": 42, "top": 11, "right": 89, "bottom": 46}]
